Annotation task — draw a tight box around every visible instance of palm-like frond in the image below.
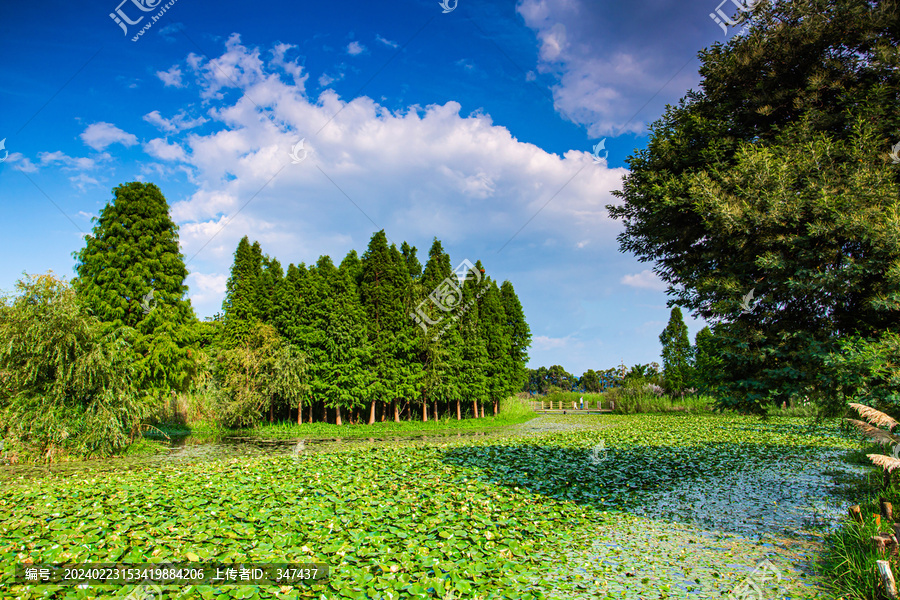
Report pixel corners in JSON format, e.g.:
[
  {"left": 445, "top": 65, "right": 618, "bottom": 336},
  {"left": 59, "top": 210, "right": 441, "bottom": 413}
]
[
  {"left": 847, "top": 418, "right": 900, "bottom": 445},
  {"left": 868, "top": 454, "right": 900, "bottom": 473},
  {"left": 850, "top": 403, "right": 899, "bottom": 430}
]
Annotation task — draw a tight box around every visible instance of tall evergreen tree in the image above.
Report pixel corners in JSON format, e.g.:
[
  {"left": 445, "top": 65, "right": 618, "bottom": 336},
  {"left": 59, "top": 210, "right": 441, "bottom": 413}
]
[
  {"left": 222, "top": 237, "right": 264, "bottom": 348},
  {"left": 479, "top": 280, "right": 512, "bottom": 416},
  {"left": 500, "top": 280, "right": 531, "bottom": 397},
  {"left": 72, "top": 182, "right": 196, "bottom": 394},
  {"left": 401, "top": 241, "right": 423, "bottom": 279},
  {"left": 692, "top": 325, "right": 723, "bottom": 395},
  {"left": 458, "top": 260, "right": 489, "bottom": 417},
  {"left": 659, "top": 307, "right": 693, "bottom": 394},
  {"left": 360, "top": 231, "right": 408, "bottom": 424}
]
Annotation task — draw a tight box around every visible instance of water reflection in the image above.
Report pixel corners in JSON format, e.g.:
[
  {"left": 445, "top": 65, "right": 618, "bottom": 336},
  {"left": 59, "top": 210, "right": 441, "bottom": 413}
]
[{"left": 0, "top": 428, "right": 496, "bottom": 480}]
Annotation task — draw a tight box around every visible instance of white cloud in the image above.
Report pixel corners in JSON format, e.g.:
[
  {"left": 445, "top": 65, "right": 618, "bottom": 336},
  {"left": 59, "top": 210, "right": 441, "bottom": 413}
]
[
  {"left": 143, "top": 110, "right": 207, "bottom": 134},
  {"left": 375, "top": 34, "right": 398, "bottom": 48},
  {"left": 69, "top": 173, "right": 101, "bottom": 192},
  {"left": 36, "top": 150, "right": 110, "bottom": 170},
  {"left": 532, "top": 334, "right": 576, "bottom": 351},
  {"left": 116, "top": 39, "right": 628, "bottom": 323},
  {"left": 80, "top": 122, "right": 138, "bottom": 151},
  {"left": 157, "top": 65, "right": 185, "bottom": 87},
  {"left": 347, "top": 41, "right": 366, "bottom": 55},
  {"left": 621, "top": 269, "right": 667, "bottom": 291},
  {"left": 517, "top": 0, "right": 703, "bottom": 137},
  {"left": 319, "top": 73, "right": 342, "bottom": 87},
  {"left": 145, "top": 138, "right": 188, "bottom": 161},
  {"left": 187, "top": 271, "right": 228, "bottom": 305}
]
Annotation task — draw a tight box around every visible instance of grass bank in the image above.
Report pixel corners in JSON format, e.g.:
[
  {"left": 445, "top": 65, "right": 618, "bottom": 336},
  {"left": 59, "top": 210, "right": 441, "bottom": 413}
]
[
  {"left": 819, "top": 442, "right": 900, "bottom": 599},
  {"left": 151, "top": 396, "right": 536, "bottom": 440}
]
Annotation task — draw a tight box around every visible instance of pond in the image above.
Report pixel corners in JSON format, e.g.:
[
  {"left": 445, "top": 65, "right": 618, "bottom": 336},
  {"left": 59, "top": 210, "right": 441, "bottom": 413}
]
[{"left": 0, "top": 414, "right": 865, "bottom": 599}]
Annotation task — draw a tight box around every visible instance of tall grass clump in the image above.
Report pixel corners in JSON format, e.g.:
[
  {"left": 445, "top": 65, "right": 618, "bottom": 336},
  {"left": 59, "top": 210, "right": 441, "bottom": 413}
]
[{"left": 603, "top": 381, "right": 712, "bottom": 414}]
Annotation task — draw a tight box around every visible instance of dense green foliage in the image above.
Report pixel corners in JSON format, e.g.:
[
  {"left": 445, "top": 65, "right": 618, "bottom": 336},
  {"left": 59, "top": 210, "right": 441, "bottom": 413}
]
[
  {"left": 218, "top": 232, "right": 532, "bottom": 426},
  {"left": 0, "top": 274, "right": 152, "bottom": 461},
  {"left": 608, "top": 0, "right": 900, "bottom": 412},
  {"left": 658, "top": 307, "right": 692, "bottom": 394},
  {"left": 2, "top": 183, "right": 532, "bottom": 461},
  {"left": 72, "top": 182, "right": 197, "bottom": 396}
]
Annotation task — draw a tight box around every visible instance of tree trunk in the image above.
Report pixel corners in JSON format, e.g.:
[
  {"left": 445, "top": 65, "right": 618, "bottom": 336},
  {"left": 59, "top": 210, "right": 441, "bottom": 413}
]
[
  {"left": 480, "top": 404, "right": 485, "bottom": 418},
  {"left": 368, "top": 400, "right": 376, "bottom": 425},
  {"left": 493, "top": 399, "right": 498, "bottom": 416},
  {"left": 298, "top": 400, "right": 303, "bottom": 424},
  {"left": 473, "top": 399, "right": 478, "bottom": 418},
  {"left": 456, "top": 399, "right": 461, "bottom": 420},
  {"left": 309, "top": 401, "right": 314, "bottom": 423},
  {"left": 393, "top": 400, "right": 400, "bottom": 422},
  {"left": 422, "top": 398, "right": 429, "bottom": 422},
  {"left": 269, "top": 403, "right": 274, "bottom": 423},
  {"left": 434, "top": 400, "right": 438, "bottom": 420},
  {"left": 335, "top": 405, "right": 342, "bottom": 426}
]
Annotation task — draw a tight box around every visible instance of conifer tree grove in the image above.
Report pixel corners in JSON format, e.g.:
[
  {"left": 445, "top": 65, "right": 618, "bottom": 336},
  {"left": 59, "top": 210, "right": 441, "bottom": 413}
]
[{"left": 215, "top": 231, "right": 532, "bottom": 424}]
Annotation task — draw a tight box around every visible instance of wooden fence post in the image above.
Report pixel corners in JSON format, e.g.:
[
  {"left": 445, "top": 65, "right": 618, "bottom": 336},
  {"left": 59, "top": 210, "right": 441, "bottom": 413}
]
[
  {"left": 850, "top": 505, "right": 863, "bottom": 523},
  {"left": 883, "top": 498, "right": 894, "bottom": 521},
  {"left": 878, "top": 560, "right": 899, "bottom": 599}
]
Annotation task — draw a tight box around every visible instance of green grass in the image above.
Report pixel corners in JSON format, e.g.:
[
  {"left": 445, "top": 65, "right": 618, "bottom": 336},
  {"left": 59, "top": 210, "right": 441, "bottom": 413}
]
[
  {"left": 819, "top": 442, "right": 900, "bottom": 600},
  {"left": 149, "top": 396, "right": 537, "bottom": 441}
]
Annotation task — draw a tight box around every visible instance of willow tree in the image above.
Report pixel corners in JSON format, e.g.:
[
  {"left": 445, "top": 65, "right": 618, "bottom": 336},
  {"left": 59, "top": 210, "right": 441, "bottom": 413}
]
[
  {"left": 217, "top": 323, "right": 307, "bottom": 427},
  {"left": 0, "top": 273, "right": 150, "bottom": 460}
]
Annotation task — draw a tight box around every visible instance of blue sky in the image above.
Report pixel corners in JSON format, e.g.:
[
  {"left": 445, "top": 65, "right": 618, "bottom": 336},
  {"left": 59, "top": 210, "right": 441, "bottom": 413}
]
[{"left": 0, "top": 0, "right": 750, "bottom": 375}]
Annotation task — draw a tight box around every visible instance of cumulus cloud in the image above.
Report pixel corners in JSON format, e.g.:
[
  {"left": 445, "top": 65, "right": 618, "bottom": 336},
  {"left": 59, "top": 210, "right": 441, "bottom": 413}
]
[
  {"left": 128, "top": 36, "right": 629, "bottom": 325},
  {"left": 347, "top": 41, "right": 366, "bottom": 55},
  {"left": 516, "top": 0, "right": 704, "bottom": 137},
  {"left": 187, "top": 271, "right": 228, "bottom": 305},
  {"left": 80, "top": 122, "right": 138, "bottom": 150},
  {"left": 145, "top": 138, "right": 188, "bottom": 161},
  {"left": 157, "top": 65, "right": 185, "bottom": 87},
  {"left": 621, "top": 269, "right": 667, "bottom": 291}
]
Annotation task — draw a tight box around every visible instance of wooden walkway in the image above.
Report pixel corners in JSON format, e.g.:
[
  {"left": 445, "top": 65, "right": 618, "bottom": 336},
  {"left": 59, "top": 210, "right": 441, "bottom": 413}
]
[{"left": 529, "top": 400, "right": 614, "bottom": 414}]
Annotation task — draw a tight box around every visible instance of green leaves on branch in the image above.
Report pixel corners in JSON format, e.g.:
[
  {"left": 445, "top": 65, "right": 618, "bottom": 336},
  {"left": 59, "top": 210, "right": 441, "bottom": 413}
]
[{"left": 0, "top": 273, "right": 153, "bottom": 460}]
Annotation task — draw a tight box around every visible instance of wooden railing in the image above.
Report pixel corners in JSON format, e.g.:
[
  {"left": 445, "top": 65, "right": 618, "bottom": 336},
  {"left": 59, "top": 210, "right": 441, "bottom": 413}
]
[{"left": 529, "top": 399, "right": 614, "bottom": 411}]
